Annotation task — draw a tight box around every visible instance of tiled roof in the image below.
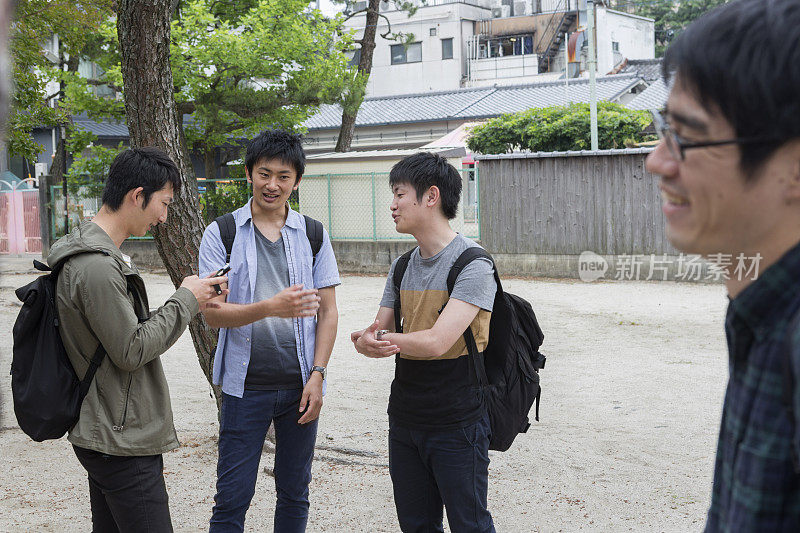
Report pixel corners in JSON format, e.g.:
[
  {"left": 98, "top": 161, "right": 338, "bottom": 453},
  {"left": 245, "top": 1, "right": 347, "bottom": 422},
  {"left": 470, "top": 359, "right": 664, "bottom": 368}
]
[
  {"left": 617, "top": 58, "right": 663, "bottom": 81},
  {"left": 69, "top": 114, "right": 197, "bottom": 139},
  {"left": 304, "top": 74, "right": 645, "bottom": 130},
  {"left": 73, "top": 118, "right": 129, "bottom": 138},
  {"left": 626, "top": 78, "right": 669, "bottom": 110}
]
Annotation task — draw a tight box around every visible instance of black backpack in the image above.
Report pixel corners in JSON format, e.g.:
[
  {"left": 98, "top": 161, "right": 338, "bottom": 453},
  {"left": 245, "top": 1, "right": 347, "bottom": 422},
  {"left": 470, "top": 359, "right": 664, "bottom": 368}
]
[
  {"left": 11, "top": 255, "right": 137, "bottom": 442},
  {"left": 215, "top": 212, "right": 324, "bottom": 263},
  {"left": 393, "top": 246, "right": 546, "bottom": 452}
]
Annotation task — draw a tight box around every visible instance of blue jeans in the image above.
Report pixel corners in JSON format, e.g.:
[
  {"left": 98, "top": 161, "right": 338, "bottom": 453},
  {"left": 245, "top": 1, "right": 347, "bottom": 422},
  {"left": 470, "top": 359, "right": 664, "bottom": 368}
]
[
  {"left": 210, "top": 389, "right": 318, "bottom": 533},
  {"left": 388, "top": 413, "right": 495, "bottom": 533}
]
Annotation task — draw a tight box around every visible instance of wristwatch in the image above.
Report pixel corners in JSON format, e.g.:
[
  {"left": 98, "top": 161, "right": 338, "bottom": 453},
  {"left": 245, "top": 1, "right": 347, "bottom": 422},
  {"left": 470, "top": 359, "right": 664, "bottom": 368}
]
[{"left": 311, "top": 365, "right": 327, "bottom": 380}]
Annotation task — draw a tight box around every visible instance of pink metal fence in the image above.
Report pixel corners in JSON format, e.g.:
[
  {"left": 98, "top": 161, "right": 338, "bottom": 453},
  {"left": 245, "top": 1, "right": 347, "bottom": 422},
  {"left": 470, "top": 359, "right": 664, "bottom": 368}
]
[{"left": 0, "top": 179, "right": 42, "bottom": 255}]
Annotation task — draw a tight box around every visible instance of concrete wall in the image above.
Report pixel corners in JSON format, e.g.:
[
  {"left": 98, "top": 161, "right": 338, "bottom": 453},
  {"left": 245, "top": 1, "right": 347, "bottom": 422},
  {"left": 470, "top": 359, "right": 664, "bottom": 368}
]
[
  {"left": 345, "top": 3, "right": 491, "bottom": 97},
  {"left": 597, "top": 8, "right": 655, "bottom": 73},
  {"left": 120, "top": 239, "right": 166, "bottom": 270}
]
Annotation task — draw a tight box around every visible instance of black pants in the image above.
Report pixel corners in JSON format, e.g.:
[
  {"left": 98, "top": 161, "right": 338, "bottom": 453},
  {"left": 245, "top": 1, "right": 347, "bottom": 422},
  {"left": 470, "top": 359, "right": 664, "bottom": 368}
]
[
  {"left": 73, "top": 445, "right": 173, "bottom": 533},
  {"left": 388, "top": 414, "right": 495, "bottom": 533}
]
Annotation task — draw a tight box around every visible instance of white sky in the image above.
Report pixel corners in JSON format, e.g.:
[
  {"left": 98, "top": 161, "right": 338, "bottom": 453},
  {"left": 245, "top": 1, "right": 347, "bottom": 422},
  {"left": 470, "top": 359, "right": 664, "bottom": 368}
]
[{"left": 317, "top": 0, "right": 346, "bottom": 17}]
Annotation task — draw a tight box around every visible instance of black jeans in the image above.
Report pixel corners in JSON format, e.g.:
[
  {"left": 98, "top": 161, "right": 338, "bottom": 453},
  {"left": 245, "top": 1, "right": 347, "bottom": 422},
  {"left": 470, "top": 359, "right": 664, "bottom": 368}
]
[
  {"left": 72, "top": 445, "right": 173, "bottom": 533},
  {"left": 388, "top": 413, "right": 495, "bottom": 533}
]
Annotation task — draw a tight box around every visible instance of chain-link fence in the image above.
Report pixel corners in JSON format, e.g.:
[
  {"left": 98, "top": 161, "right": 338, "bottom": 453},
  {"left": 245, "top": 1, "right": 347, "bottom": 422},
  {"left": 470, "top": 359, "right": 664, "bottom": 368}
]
[
  {"left": 51, "top": 184, "right": 103, "bottom": 239},
  {"left": 298, "top": 168, "right": 480, "bottom": 241},
  {"left": 50, "top": 167, "right": 480, "bottom": 241}
]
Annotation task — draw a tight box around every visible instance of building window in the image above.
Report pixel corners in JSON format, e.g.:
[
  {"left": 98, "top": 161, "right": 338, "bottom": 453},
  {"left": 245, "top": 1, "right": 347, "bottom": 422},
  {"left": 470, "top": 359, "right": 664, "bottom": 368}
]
[
  {"left": 430, "top": 27, "right": 437, "bottom": 36},
  {"left": 347, "top": 48, "right": 361, "bottom": 67},
  {"left": 391, "top": 42, "right": 422, "bottom": 65},
  {"left": 441, "top": 38, "right": 454, "bottom": 60},
  {"left": 612, "top": 41, "right": 620, "bottom": 52}
]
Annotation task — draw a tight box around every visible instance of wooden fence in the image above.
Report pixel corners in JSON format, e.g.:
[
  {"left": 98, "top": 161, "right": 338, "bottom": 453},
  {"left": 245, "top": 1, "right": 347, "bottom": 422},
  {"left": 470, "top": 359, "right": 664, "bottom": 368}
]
[{"left": 478, "top": 149, "right": 676, "bottom": 256}]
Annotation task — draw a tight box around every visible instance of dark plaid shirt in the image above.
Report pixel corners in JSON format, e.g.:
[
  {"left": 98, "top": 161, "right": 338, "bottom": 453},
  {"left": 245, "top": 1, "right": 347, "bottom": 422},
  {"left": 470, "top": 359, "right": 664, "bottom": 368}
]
[{"left": 706, "top": 242, "right": 800, "bottom": 532}]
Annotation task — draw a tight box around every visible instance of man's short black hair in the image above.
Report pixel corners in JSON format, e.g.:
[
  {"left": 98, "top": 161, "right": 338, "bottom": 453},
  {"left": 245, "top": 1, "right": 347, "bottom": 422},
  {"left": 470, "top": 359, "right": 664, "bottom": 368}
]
[
  {"left": 245, "top": 129, "right": 305, "bottom": 181},
  {"left": 663, "top": 0, "right": 800, "bottom": 175},
  {"left": 102, "top": 147, "right": 181, "bottom": 211},
  {"left": 389, "top": 152, "right": 462, "bottom": 220}
]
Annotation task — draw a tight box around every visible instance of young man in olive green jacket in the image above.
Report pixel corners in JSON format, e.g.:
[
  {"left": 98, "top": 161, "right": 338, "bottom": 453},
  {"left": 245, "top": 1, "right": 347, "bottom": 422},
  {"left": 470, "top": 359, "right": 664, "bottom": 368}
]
[{"left": 50, "top": 147, "right": 226, "bottom": 532}]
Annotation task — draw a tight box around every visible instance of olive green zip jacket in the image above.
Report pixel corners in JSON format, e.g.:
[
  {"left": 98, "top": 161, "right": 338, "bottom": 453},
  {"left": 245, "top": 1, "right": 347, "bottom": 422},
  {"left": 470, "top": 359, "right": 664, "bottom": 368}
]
[{"left": 48, "top": 221, "right": 199, "bottom": 456}]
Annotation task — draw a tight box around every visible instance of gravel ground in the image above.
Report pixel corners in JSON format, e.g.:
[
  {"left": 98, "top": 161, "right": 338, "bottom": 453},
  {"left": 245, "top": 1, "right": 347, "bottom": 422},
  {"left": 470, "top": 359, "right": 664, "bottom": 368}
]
[{"left": 0, "top": 256, "right": 728, "bottom": 532}]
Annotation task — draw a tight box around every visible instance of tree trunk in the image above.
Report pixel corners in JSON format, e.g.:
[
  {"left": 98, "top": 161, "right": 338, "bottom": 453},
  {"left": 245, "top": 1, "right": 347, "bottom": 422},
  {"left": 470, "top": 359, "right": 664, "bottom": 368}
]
[
  {"left": 117, "top": 0, "right": 221, "bottom": 409},
  {"left": 335, "top": 0, "right": 380, "bottom": 152}
]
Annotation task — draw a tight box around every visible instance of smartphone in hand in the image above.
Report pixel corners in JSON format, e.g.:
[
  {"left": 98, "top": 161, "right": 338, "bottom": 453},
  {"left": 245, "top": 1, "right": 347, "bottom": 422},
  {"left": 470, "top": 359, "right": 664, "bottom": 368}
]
[{"left": 212, "top": 264, "right": 231, "bottom": 295}]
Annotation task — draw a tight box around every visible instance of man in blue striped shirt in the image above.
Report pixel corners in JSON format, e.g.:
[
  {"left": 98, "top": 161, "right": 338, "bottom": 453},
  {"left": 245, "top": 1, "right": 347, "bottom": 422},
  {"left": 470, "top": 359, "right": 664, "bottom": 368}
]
[
  {"left": 645, "top": 1, "right": 800, "bottom": 530},
  {"left": 199, "top": 130, "right": 340, "bottom": 533}
]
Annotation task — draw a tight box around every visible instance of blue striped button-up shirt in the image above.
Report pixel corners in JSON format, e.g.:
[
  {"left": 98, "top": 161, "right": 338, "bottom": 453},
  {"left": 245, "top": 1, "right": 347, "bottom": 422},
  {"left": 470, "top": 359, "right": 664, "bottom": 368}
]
[{"left": 198, "top": 200, "right": 340, "bottom": 398}]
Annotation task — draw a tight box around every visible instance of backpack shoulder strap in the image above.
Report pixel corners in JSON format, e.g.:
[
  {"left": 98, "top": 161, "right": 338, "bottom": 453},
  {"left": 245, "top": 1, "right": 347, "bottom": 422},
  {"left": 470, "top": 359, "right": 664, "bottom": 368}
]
[
  {"left": 214, "top": 213, "right": 236, "bottom": 264},
  {"left": 392, "top": 249, "right": 415, "bottom": 334},
  {"left": 446, "top": 247, "right": 495, "bottom": 295},
  {"left": 446, "top": 246, "right": 497, "bottom": 387},
  {"left": 303, "top": 215, "right": 324, "bottom": 265}
]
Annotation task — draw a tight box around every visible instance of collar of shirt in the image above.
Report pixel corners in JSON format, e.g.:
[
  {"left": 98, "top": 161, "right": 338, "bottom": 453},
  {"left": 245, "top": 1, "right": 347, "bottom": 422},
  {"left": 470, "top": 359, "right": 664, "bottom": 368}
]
[
  {"left": 234, "top": 198, "right": 304, "bottom": 231},
  {"left": 729, "top": 239, "right": 800, "bottom": 342}
]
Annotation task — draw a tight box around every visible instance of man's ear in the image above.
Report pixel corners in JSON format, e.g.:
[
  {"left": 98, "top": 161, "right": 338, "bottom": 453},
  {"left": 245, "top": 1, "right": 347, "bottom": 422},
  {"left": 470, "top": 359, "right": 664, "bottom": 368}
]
[
  {"left": 127, "top": 186, "right": 145, "bottom": 208},
  {"left": 293, "top": 176, "right": 302, "bottom": 191},
  {"left": 245, "top": 166, "right": 252, "bottom": 184},
  {"left": 425, "top": 186, "right": 440, "bottom": 208}
]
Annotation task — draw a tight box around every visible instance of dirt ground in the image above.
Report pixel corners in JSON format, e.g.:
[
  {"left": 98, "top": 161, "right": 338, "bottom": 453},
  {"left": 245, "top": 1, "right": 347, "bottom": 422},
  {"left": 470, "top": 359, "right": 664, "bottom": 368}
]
[{"left": 0, "top": 255, "right": 729, "bottom": 532}]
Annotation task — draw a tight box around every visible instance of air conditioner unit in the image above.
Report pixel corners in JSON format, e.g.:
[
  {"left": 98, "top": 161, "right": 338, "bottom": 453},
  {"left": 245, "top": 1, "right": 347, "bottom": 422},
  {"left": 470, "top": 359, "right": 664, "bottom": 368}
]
[
  {"left": 491, "top": 7, "right": 503, "bottom": 17},
  {"left": 513, "top": 0, "right": 531, "bottom": 15}
]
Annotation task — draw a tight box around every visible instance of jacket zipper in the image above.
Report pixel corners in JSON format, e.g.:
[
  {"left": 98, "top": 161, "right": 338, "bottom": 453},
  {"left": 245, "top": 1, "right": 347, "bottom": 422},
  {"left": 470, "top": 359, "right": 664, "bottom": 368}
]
[{"left": 113, "top": 373, "right": 133, "bottom": 432}]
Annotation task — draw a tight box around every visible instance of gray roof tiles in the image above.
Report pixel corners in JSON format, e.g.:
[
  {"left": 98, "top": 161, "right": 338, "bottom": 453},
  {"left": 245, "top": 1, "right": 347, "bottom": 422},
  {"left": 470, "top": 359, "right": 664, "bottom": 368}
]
[
  {"left": 618, "top": 58, "right": 663, "bottom": 81},
  {"left": 62, "top": 73, "right": 660, "bottom": 137},
  {"left": 626, "top": 78, "right": 669, "bottom": 111},
  {"left": 73, "top": 118, "right": 129, "bottom": 138},
  {"left": 305, "top": 74, "right": 645, "bottom": 130}
]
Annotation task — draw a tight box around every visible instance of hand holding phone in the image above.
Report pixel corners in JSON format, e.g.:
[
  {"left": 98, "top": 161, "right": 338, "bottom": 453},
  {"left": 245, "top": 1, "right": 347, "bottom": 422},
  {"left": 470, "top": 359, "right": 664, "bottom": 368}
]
[{"left": 212, "top": 264, "right": 231, "bottom": 295}]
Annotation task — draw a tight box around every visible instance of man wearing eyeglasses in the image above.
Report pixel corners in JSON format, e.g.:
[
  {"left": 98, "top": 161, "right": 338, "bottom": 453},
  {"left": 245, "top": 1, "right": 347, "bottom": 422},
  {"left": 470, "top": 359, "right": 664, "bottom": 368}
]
[{"left": 645, "top": 1, "right": 800, "bottom": 531}]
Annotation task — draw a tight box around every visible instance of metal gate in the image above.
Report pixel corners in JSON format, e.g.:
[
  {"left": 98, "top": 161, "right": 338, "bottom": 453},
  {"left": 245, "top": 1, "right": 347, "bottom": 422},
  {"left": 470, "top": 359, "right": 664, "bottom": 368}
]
[{"left": 0, "top": 178, "right": 42, "bottom": 254}]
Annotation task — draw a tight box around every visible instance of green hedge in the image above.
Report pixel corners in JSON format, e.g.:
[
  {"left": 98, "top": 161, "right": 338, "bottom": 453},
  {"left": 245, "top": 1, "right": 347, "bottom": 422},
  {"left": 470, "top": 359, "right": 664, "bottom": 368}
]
[{"left": 467, "top": 102, "right": 655, "bottom": 154}]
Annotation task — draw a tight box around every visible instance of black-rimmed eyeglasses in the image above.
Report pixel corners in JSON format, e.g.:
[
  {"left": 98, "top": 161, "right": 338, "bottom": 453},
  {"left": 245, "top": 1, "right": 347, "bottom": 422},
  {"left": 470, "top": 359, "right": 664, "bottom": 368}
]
[{"left": 650, "top": 109, "right": 778, "bottom": 161}]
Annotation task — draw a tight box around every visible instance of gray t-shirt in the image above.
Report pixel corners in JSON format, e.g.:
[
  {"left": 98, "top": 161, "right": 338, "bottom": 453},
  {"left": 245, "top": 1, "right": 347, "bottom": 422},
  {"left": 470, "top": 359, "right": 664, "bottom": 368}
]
[
  {"left": 380, "top": 234, "right": 495, "bottom": 313},
  {"left": 380, "top": 234, "right": 496, "bottom": 430},
  {"left": 245, "top": 227, "right": 301, "bottom": 390}
]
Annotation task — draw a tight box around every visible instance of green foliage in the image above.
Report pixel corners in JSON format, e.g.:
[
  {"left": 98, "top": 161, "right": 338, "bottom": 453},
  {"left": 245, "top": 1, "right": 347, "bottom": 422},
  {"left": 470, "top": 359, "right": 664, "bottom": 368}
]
[
  {"left": 466, "top": 102, "right": 654, "bottom": 154},
  {"left": 171, "top": 0, "right": 357, "bottom": 172},
  {"left": 8, "top": 0, "right": 116, "bottom": 160},
  {"left": 199, "top": 180, "right": 252, "bottom": 225},
  {"left": 11, "top": 0, "right": 356, "bottom": 183},
  {"left": 66, "top": 141, "right": 125, "bottom": 197}
]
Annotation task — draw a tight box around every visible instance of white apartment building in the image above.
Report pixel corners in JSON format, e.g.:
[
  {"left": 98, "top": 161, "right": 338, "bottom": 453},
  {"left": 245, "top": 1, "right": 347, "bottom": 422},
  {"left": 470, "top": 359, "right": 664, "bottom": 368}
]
[{"left": 343, "top": 0, "right": 654, "bottom": 97}]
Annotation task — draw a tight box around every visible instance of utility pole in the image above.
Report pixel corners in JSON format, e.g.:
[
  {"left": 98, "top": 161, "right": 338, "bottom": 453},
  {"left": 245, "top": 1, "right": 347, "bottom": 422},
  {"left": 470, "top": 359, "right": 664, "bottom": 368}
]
[
  {"left": 587, "top": 0, "right": 598, "bottom": 150},
  {"left": 564, "top": 32, "right": 569, "bottom": 104}
]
